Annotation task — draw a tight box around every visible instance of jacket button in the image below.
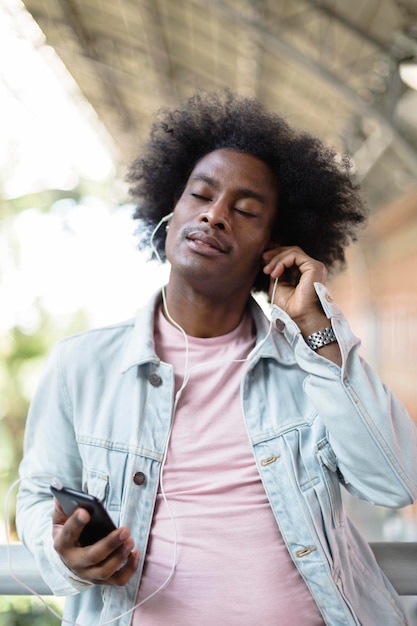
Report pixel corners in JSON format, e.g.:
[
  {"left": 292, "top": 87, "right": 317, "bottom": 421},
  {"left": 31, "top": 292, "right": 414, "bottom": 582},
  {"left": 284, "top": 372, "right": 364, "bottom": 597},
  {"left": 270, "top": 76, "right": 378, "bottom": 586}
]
[
  {"left": 133, "top": 471, "right": 146, "bottom": 486},
  {"left": 295, "top": 546, "right": 317, "bottom": 558},
  {"left": 149, "top": 372, "right": 162, "bottom": 387},
  {"left": 275, "top": 319, "right": 285, "bottom": 332},
  {"left": 260, "top": 455, "right": 280, "bottom": 466}
]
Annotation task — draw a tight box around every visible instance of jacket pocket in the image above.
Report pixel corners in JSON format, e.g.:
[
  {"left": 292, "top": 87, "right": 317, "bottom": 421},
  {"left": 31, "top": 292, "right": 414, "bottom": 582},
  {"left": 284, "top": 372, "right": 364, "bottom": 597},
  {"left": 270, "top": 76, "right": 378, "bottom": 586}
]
[
  {"left": 82, "top": 468, "right": 109, "bottom": 501},
  {"left": 82, "top": 467, "right": 121, "bottom": 529}
]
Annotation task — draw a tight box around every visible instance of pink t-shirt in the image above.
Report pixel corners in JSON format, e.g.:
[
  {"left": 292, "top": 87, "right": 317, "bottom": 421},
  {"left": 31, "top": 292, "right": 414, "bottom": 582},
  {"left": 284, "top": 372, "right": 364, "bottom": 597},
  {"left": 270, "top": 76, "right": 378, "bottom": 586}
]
[{"left": 133, "top": 307, "right": 324, "bottom": 625}]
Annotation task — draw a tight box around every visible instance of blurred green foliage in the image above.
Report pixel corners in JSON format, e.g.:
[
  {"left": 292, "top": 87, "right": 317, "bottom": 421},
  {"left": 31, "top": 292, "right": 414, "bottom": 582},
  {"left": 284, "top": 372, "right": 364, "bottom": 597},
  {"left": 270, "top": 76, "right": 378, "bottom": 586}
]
[
  {"left": 0, "top": 307, "right": 89, "bottom": 534},
  {"left": 0, "top": 596, "right": 62, "bottom": 625},
  {"left": 0, "top": 188, "right": 93, "bottom": 623}
]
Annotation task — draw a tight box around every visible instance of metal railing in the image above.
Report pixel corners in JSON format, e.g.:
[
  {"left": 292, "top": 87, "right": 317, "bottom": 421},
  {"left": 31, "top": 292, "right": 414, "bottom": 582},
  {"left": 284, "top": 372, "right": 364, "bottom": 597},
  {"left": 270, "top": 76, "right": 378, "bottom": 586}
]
[
  {"left": 1, "top": 542, "right": 417, "bottom": 596},
  {"left": 1, "top": 543, "right": 51, "bottom": 595}
]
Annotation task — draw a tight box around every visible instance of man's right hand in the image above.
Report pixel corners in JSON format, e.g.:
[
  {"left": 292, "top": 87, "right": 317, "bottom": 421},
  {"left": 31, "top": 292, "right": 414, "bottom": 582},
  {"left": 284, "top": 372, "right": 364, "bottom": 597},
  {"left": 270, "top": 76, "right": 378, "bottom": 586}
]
[{"left": 52, "top": 500, "right": 140, "bottom": 586}]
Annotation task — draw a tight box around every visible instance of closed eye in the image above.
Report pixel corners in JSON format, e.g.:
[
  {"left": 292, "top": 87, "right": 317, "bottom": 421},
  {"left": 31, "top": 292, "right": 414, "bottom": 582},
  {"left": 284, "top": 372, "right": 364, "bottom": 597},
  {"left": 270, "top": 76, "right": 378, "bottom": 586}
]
[
  {"left": 191, "top": 193, "right": 211, "bottom": 201},
  {"left": 234, "top": 208, "right": 256, "bottom": 218}
]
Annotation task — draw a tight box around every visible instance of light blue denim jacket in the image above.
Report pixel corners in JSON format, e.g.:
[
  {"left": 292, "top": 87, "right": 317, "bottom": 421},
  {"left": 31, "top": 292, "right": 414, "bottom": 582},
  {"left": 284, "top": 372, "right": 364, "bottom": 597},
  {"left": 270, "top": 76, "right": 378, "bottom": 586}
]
[{"left": 17, "top": 284, "right": 417, "bottom": 626}]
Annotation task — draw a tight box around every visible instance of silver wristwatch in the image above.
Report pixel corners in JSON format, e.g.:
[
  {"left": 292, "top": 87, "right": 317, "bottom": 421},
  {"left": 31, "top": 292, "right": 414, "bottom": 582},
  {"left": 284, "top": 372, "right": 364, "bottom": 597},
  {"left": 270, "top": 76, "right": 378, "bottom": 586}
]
[{"left": 305, "top": 326, "right": 336, "bottom": 351}]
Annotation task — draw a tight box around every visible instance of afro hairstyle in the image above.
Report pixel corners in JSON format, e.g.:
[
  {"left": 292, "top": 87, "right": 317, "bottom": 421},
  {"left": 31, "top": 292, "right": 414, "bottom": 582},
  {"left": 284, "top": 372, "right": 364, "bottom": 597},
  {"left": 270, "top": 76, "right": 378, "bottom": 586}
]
[{"left": 127, "top": 91, "right": 367, "bottom": 293}]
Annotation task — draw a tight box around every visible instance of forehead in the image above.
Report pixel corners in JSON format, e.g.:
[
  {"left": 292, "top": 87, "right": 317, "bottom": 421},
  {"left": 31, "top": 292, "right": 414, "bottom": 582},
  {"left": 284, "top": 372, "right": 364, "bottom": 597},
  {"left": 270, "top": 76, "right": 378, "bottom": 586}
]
[{"left": 188, "top": 148, "right": 278, "bottom": 196}]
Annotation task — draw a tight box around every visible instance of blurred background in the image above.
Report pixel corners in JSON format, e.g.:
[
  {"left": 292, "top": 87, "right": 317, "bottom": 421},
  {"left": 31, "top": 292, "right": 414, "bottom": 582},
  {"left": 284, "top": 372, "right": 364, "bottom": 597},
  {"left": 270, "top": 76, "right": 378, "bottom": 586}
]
[{"left": 1, "top": 0, "right": 417, "bottom": 623}]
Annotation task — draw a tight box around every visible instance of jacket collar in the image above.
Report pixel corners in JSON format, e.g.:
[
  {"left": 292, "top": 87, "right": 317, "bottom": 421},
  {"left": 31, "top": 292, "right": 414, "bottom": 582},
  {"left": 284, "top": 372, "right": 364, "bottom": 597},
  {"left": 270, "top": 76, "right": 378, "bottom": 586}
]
[
  {"left": 121, "top": 289, "right": 296, "bottom": 373},
  {"left": 121, "top": 290, "right": 162, "bottom": 373}
]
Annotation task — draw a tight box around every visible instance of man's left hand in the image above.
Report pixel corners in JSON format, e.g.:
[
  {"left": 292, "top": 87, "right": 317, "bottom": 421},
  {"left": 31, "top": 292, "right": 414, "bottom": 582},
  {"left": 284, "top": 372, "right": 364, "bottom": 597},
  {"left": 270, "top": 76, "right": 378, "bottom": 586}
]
[
  {"left": 262, "top": 246, "right": 328, "bottom": 332},
  {"left": 262, "top": 247, "right": 342, "bottom": 365}
]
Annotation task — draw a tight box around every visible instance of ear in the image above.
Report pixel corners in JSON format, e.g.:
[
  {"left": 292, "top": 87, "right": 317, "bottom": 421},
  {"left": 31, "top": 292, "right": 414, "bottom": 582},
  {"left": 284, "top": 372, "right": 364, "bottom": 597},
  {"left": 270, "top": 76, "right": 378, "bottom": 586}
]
[{"left": 162, "top": 212, "right": 174, "bottom": 223}]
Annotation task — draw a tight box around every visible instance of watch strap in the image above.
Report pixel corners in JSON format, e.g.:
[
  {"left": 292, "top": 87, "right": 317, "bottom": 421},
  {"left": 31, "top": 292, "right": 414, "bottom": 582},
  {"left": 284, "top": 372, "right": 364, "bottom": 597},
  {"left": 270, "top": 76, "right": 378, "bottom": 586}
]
[{"left": 305, "top": 326, "right": 336, "bottom": 351}]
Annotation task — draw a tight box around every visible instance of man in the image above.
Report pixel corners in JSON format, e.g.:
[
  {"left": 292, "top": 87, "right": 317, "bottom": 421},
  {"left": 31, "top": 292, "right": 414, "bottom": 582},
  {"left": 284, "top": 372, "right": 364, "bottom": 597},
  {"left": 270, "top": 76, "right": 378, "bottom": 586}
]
[{"left": 17, "top": 92, "right": 417, "bottom": 625}]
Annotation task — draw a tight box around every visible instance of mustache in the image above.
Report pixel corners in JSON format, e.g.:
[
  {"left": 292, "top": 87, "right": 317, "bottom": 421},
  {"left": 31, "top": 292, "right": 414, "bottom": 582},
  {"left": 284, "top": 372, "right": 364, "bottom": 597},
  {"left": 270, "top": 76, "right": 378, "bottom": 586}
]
[{"left": 181, "top": 225, "right": 233, "bottom": 253}]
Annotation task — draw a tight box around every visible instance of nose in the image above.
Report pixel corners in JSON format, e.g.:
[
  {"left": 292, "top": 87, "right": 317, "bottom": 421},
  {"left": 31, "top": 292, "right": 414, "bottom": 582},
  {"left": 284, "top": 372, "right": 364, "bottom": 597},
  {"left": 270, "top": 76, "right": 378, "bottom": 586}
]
[{"left": 199, "top": 199, "right": 230, "bottom": 231}]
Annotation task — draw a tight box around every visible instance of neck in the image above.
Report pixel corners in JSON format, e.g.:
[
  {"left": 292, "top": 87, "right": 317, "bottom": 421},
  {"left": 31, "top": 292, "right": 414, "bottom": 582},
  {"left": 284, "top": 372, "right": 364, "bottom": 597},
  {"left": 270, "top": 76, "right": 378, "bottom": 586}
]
[{"left": 163, "top": 280, "right": 251, "bottom": 338}]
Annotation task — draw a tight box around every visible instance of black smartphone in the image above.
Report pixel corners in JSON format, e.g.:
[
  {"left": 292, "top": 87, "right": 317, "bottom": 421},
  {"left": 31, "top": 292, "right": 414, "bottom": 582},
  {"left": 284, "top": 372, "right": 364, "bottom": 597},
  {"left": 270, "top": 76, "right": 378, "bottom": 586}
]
[{"left": 50, "top": 483, "right": 117, "bottom": 546}]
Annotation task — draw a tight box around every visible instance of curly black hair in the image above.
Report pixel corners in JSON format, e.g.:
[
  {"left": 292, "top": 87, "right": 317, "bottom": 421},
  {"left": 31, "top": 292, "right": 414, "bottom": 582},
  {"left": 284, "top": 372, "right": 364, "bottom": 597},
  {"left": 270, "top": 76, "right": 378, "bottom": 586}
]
[{"left": 127, "top": 91, "right": 367, "bottom": 293}]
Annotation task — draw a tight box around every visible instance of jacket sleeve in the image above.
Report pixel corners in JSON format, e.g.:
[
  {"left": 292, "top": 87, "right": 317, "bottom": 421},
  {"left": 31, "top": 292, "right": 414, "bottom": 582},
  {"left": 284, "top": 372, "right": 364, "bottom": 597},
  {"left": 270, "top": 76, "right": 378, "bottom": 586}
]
[
  {"left": 16, "top": 342, "right": 94, "bottom": 595},
  {"left": 271, "top": 282, "right": 417, "bottom": 508}
]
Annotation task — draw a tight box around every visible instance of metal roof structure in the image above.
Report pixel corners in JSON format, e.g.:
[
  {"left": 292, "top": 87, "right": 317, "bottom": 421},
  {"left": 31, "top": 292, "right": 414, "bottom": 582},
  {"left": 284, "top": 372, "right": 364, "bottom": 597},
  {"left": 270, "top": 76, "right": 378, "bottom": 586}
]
[{"left": 18, "top": 0, "right": 417, "bottom": 209}]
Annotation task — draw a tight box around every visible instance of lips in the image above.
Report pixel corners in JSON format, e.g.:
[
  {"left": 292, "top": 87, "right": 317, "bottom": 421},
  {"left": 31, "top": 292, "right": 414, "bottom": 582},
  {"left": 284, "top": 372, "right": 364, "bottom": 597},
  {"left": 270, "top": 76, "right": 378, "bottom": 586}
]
[{"left": 186, "top": 229, "right": 229, "bottom": 253}]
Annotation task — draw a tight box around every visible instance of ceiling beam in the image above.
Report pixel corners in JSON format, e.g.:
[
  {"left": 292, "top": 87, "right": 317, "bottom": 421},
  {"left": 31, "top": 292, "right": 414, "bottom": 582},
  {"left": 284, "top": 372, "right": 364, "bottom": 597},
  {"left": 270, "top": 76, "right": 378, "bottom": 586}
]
[
  {"left": 190, "top": 0, "right": 417, "bottom": 173},
  {"left": 56, "top": 0, "right": 137, "bottom": 133},
  {"left": 302, "top": 0, "right": 389, "bottom": 53},
  {"left": 136, "top": 0, "right": 176, "bottom": 102}
]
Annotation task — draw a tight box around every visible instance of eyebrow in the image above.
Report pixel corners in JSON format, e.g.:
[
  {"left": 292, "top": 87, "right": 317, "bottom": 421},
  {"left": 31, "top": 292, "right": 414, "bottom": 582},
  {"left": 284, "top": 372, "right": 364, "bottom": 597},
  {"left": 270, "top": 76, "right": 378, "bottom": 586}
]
[{"left": 190, "top": 174, "right": 268, "bottom": 204}]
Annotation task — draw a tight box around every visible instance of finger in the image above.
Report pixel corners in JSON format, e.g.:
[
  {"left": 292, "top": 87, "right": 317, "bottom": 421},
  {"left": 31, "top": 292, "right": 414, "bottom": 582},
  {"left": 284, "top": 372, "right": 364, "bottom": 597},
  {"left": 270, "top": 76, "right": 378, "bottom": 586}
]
[
  {"left": 109, "top": 549, "right": 141, "bottom": 586},
  {"left": 70, "top": 534, "right": 136, "bottom": 583},
  {"left": 90, "top": 549, "right": 141, "bottom": 587},
  {"left": 264, "top": 249, "right": 326, "bottom": 283},
  {"left": 83, "top": 527, "right": 134, "bottom": 568},
  {"left": 263, "top": 250, "right": 303, "bottom": 279},
  {"left": 262, "top": 246, "right": 283, "bottom": 262},
  {"left": 54, "top": 508, "right": 91, "bottom": 550},
  {"left": 54, "top": 523, "right": 136, "bottom": 581},
  {"left": 262, "top": 245, "right": 299, "bottom": 262},
  {"left": 263, "top": 245, "right": 304, "bottom": 264}
]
